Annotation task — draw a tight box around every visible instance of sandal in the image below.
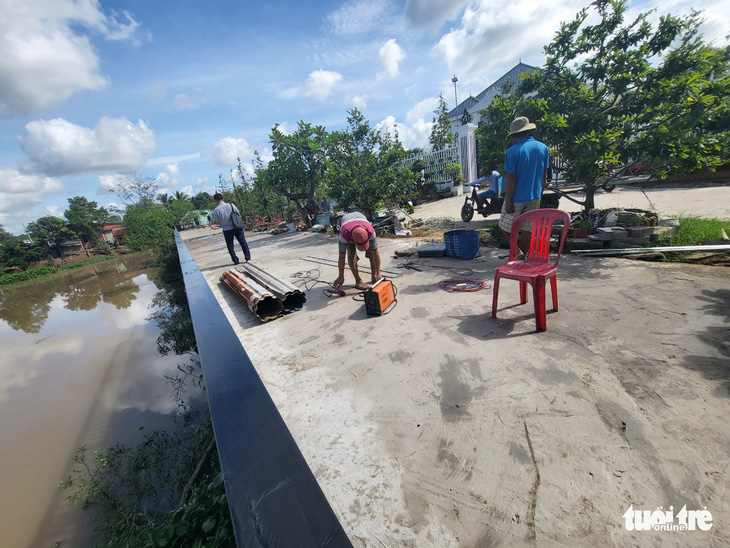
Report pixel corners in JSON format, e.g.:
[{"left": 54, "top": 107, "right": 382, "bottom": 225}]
[{"left": 355, "top": 283, "right": 370, "bottom": 291}]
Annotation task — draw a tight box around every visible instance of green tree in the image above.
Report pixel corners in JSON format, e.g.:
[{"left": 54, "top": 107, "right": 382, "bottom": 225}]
[
  {"left": 476, "top": 92, "right": 547, "bottom": 178},
  {"left": 26, "top": 216, "right": 76, "bottom": 259},
  {"left": 64, "top": 196, "right": 110, "bottom": 244},
  {"left": 517, "top": 0, "right": 730, "bottom": 210},
  {"left": 0, "top": 225, "right": 43, "bottom": 270},
  {"left": 169, "top": 199, "right": 195, "bottom": 230},
  {"left": 429, "top": 93, "right": 456, "bottom": 150},
  {"left": 445, "top": 162, "right": 464, "bottom": 186},
  {"left": 122, "top": 202, "right": 173, "bottom": 251},
  {"left": 191, "top": 192, "right": 215, "bottom": 211},
  {"left": 327, "top": 108, "right": 413, "bottom": 218},
  {"left": 263, "top": 121, "right": 329, "bottom": 227},
  {"left": 250, "top": 151, "right": 287, "bottom": 218},
  {"left": 157, "top": 193, "right": 173, "bottom": 206},
  {"left": 173, "top": 190, "right": 190, "bottom": 202}
]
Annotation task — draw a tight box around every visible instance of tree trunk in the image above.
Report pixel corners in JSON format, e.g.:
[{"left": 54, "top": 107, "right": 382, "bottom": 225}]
[{"left": 583, "top": 182, "right": 599, "bottom": 211}]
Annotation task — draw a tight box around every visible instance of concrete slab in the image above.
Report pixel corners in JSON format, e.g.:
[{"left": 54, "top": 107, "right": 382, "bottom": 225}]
[{"left": 180, "top": 221, "right": 729, "bottom": 547}]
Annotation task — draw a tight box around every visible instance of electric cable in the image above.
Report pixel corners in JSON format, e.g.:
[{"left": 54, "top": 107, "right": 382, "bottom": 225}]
[{"left": 438, "top": 279, "right": 490, "bottom": 292}]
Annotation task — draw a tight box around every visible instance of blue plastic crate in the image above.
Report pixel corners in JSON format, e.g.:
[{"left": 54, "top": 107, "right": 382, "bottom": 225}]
[{"left": 444, "top": 229, "right": 480, "bottom": 260}]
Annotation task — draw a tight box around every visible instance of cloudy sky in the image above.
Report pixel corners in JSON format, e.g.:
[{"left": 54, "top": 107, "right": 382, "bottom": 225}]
[{"left": 1, "top": 0, "right": 728, "bottom": 234}]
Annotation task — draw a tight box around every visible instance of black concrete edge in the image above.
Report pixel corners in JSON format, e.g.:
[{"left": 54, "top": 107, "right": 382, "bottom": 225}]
[{"left": 175, "top": 231, "right": 352, "bottom": 548}]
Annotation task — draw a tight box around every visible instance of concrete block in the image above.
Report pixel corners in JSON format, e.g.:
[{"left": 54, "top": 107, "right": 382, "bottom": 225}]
[
  {"left": 626, "top": 226, "right": 653, "bottom": 238},
  {"left": 650, "top": 226, "right": 676, "bottom": 241},
  {"left": 566, "top": 238, "right": 605, "bottom": 251},
  {"left": 658, "top": 217, "right": 680, "bottom": 227},
  {"left": 625, "top": 236, "right": 651, "bottom": 245},
  {"left": 590, "top": 227, "right": 628, "bottom": 241}
]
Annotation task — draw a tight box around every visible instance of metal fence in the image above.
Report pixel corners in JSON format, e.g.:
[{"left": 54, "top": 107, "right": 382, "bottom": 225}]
[
  {"left": 396, "top": 145, "right": 459, "bottom": 187},
  {"left": 174, "top": 231, "right": 352, "bottom": 547}
]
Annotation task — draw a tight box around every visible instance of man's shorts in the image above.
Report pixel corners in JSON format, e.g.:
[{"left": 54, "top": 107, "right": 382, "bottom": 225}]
[
  {"left": 498, "top": 198, "right": 541, "bottom": 233},
  {"left": 346, "top": 243, "right": 372, "bottom": 266}
]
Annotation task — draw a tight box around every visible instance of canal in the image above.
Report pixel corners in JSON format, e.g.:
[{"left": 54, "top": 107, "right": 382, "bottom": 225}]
[{"left": 0, "top": 253, "right": 201, "bottom": 547}]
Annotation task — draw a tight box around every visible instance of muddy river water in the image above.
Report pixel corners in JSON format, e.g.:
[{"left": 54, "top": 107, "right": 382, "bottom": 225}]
[{"left": 0, "top": 254, "right": 196, "bottom": 547}]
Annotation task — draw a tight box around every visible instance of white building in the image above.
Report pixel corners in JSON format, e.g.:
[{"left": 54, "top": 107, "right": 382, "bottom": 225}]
[{"left": 449, "top": 62, "right": 537, "bottom": 183}]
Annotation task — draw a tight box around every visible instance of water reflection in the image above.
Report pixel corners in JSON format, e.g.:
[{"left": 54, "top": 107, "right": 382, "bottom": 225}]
[
  {"left": 0, "top": 254, "right": 153, "bottom": 333},
  {"left": 0, "top": 252, "right": 202, "bottom": 548}
]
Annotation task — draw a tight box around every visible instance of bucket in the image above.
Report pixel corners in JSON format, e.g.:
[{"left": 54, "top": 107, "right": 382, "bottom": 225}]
[{"left": 444, "top": 229, "right": 480, "bottom": 260}]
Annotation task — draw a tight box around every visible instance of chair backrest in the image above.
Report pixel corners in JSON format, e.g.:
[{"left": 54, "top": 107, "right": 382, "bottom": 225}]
[{"left": 509, "top": 208, "right": 571, "bottom": 264}]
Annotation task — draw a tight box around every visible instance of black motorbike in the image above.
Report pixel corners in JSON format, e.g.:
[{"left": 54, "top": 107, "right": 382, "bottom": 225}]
[{"left": 460, "top": 183, "right": 561, "bottom": 222}]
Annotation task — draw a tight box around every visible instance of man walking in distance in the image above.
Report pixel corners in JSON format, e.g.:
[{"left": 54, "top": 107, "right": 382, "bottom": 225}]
[
  {"left": 499, "top": 116, "right": 550, "bottom": 255},
  {"left": 333, "top": 212, "right": 382, "bottom": 293},
  {"left": 211, "top": 193, "right": 251, "bottom": 265}
]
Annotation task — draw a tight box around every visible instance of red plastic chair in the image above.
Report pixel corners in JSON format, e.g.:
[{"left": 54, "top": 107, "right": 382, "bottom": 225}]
[{"left": 492, "top": 208, "right": 571, "bottom": 331}]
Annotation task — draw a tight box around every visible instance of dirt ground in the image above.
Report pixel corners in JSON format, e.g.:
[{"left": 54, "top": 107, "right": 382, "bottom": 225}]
[{"left": 180, "top": 183, "right": 729, "bottom": 547}]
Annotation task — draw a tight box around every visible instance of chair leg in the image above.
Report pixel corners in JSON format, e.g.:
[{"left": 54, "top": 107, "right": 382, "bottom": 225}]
[
  {"left": 492, "top": 275, "right": 500, "bottom": 318},
  {"left": 519, "top": 281, "right": 528, "bottom": 304},
  {"left": 550, "top": 276, "right": 558, "bottom": 311},
  {"left": 533, "top": 278, "right": 547, "bottom": 331}
]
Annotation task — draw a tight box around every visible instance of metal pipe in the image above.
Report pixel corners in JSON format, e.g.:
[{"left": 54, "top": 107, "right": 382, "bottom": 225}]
[
  {"left": 220, "top": 269, "right": 283, "bottom": 322},
  {"left": 237, "top": 259, "right": 306, "bottom": 312},
  {"left": 571, "top": 244, "right": 730, "bottom": 256}
]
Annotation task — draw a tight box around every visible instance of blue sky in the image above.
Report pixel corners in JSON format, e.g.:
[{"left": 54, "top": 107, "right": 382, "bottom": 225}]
[{"left": 1, "top": 0, "right": 728, "bottom": 234}]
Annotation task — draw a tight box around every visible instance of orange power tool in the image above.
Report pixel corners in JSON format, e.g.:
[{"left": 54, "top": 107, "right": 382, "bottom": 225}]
[{"left": 363, "top": 278, "right": 397, "bottom": 316}]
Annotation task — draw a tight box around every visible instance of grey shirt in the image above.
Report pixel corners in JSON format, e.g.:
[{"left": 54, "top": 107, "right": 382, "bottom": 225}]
[{"left": 211, "top": 201, "right": 241, "bottom": 231}]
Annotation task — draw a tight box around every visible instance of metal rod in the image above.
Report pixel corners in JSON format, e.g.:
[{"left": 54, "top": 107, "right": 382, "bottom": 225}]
[
  {"left": 304, "top": 256, "right": 403, "bottom": 277},
  {"left": 571, "top": 244, "right": 730, "bottom": 256}
]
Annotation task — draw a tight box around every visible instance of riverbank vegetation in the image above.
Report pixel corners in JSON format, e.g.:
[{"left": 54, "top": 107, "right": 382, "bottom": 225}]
[{"left": 58, "top": 244, "right": 234, "bottom": 547}]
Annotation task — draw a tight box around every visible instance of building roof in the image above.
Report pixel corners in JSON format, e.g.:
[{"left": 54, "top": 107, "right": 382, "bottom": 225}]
[{"left": 449, "top": 62, "right": 538, "bottom": 120}]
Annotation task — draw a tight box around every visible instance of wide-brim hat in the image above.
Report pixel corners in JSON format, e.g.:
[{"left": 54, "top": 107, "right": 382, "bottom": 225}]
[
  {"left": 509, "top": 116, "right": 536, "bottom": 136},
  {"left": 351, "top": 226, "right": 370, "bottom": 251}
]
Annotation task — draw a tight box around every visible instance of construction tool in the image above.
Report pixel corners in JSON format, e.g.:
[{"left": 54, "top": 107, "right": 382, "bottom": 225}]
[{"left": 363, "top": 278, "right": 397, "bottom": 315}]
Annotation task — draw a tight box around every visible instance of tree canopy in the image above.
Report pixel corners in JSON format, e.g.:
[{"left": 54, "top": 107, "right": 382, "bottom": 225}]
[
  {"left": 429, "top": 93, "right": 456, "bottom": 151},
  {"left": 477, "top": 0, "right": 730, "bottom": 210},
  {"left": 64, "top": 196, "right": 110, "bottom": 242},
  {"left": 326, "top": 109, "right": 414, "bottom": 218}
]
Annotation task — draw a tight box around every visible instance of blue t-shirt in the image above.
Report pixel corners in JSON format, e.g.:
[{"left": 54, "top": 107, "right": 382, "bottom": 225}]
[{"left": 504, "top": 136, "right": 549, "bottom": 203}]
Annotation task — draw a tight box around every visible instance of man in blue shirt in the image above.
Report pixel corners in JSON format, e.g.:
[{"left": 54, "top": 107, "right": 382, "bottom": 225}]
[{"left": 498, "top": 116, "right": 549, "bottom": 254}]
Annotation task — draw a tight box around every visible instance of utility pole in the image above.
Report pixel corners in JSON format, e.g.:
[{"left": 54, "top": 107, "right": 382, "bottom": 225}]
[{"left": 451, "top": 75, "right": 458, "bottom": 108}]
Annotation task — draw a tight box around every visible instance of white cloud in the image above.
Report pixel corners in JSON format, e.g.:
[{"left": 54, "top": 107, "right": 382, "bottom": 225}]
[
  {"left": 211, "top": 137, "right": 253, "bottom": 165},
  {"left": 155, "top": 163, "right": 180, "bottom": 188},
  {"left": 376, "top": 96, "right": 438, "bottom": 149},
  {"left": 0, "top": 169, "right": 64, "bottom": 229},
  {"left": 173, "top": 93, "right": 197, "bottom": 110},
  {"left": 98, "top": 174, "right": 119, "bottom": 195},
  {"left": 432, "top": 0, "right": 586, "bottom": 92},
  {"left": 0, "top": 0, "right": 146, "bottom": 118},
  {"left": 146, "top": 152, "right": 201, "bottom": 166},
  {"left": 347, "top": 94, "right": 368, "bottom": 110},
  {"left": 281, "top": 70, "right": 343, "bottom": 102},
  {"left": 103, "top": 10, "right": 143, "bottom": 43},
  {"left": 306, "top": 70, "right": 343, "bottom": 102},
  {"left": 44, "top": 205, "right": 63, "bottom": 218},
  {"left": 19, "top": 116, "right": 156, "bottom": 175},
  {"left": 405, "top": 0, "right": 468, "bottom": 28},
  {"left": 378, "top": 39, "right": 406, "bottom": 79},
  {"left": 327, "top": 0, "right": 397, "bottom": 35}
]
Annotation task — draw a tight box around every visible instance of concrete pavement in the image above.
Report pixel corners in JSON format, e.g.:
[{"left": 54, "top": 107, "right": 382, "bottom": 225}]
[{"left": 180, "top": 205, "right": 729, "bottom": 547}]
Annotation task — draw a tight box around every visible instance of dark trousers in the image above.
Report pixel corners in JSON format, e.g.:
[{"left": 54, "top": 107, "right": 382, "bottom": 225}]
[{"left": 223, "top": 228, "right": 251, "bottom": 263}]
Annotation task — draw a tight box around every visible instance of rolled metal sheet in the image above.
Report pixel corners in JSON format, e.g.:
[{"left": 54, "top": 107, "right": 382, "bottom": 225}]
[
  {"left": 238, "top": 259, "right": 306, "bottom": 312},
  {"left": 220, "top": 268, "right": 283, "bottom": 322}
]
